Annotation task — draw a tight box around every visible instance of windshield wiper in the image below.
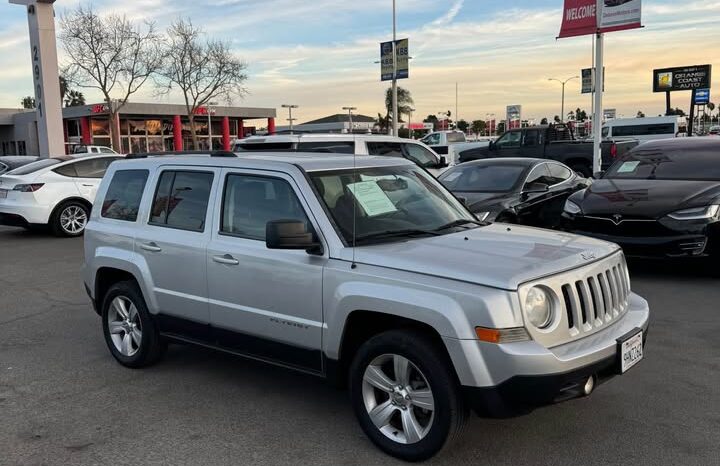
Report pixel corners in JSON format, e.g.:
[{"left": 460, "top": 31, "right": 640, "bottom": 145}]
[
  {"left": 433, "top": 219, "right": 488, "bottom": 232},
  {"left": 354, "top": 229, "right": 442, "bottom": 244}
]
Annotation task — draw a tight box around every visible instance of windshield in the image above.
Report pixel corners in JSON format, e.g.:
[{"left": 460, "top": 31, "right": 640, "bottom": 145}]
[
  {"left": 310, "top": 165, "right": 478, "bottom": 244},
  {"left": 439, "top": 163, "right": 527, "bottom": 192},
  {"left": 5, "top": 158, "right": 63, "bottom": 176},
  {"left": 605, "top": 149, "right": 720, "bottom": 181}
]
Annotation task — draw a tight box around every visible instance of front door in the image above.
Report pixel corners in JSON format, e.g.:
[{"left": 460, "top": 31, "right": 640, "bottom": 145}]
[
  {"left": 206, "top": 169, "right": 325, "bottom": 372},
  {"left": 134, "top": 167, "right": 220, "bottom": 338}
]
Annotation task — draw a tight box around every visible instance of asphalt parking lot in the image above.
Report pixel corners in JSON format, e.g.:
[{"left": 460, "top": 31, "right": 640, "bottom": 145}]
[{"left": 1, "top": 226, "right": 718, "bottom": 466}]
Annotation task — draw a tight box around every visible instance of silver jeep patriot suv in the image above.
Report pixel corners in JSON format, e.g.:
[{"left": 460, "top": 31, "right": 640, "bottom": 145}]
[{"left": 83, "top": 153, "right": 649, "bottom": 461}]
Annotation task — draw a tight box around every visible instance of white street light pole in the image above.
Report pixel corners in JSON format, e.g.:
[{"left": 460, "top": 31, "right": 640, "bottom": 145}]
[
  {"left": 391, "top": 0, "right": 398, "bottom": 137},
  {"left": 548, "top": 76, "right": 579, "bottom": 123},
  {"left": 407, "top": 107, "right": 415, "bottom": 139},
  {"left": 281, "top": 104, "right": 299, "bottom": 134},
  {"left": 592, "top": 33, "right": 605, "bottom": 175},
  {"left": 208, "top": 101, "right": 218, "bottom": 150},
  {"left": 342, "top": 106, "right": 357, "bottom": 134}
]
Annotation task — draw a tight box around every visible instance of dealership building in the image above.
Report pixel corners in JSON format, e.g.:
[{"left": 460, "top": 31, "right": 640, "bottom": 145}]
[{"left": 0, "top": 102, "right": 277, "bottom": 156}]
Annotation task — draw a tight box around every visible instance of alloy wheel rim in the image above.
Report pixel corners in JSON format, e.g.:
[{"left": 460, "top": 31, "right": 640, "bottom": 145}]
[
  {"left": 60, "top": 206, "right": 87, "bottom": 234},
  {"left": 107, "top": 296, "right": 142, "bottom": 357},
  {"left": 361, "top": 354, "right": 435, "bottom": 445}
]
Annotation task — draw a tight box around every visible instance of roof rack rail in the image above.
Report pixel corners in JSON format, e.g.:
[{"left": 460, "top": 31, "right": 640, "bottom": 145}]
[{"left": 125, "top": 150, "right": 238, "bottom": 159}]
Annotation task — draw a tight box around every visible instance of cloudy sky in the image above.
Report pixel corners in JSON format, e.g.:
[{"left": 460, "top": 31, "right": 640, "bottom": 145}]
[{"left": 0, "top": 0, "right": 717, "bottom": 124}]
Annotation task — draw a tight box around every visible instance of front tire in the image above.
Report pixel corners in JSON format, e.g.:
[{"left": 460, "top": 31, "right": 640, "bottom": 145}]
[
  {"left": 50, "top": 200, "right": 89, "bottom": 237},
  {"left": 349, "top": 330, "right": 467, "bottom": 462},
  {"left": 101, "top": 281, "right": 166, "bottom": 368}
]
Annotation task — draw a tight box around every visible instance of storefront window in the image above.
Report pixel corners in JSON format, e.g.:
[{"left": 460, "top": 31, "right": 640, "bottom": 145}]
[
  {"left": 130, "top": 137, "right": 147, "bottom": 153},
  {"left": 146, "top": 119, "right": 163, "bottom": 136},
  {"left": 91, "top": 119, "right": 110, "bottom": 136},
  {"left": 211, "top": 120, "right": 224, "bottom": 136},
  {"left": 229, "top": 119, "right": 238, "bottom": 137},
  {"left": 147, "top": 137, "right": 164, "bottom": 153},
  {"left": 66, "top": 120, "right": 81, "bottom": 138},
  {"left": 129, "top": 120, "right": 146, "bottom": 136},
  {"left": 93, "top": 137, "right": 111, "bottom": 147},
  {"left": 162, "top": 119, "right": 174, "bottom": 136},
  {"left": 164, "top": 137, "right": 175, "bottom": 151},
  {"left": 121, "top": 138, "right": 130, "bottom": 154},
  {"left": 119, "top": 120, "right": 130, "bottom": 136}
]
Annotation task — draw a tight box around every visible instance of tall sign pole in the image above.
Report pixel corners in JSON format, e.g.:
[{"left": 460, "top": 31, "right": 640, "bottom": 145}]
[
  {"left": 592, "top": 33, "right": 604, "bottom": 175},
  {"left": 391, "top": 0, "right": 398, "bottom": 137},
  {"left": 11, "top": 0, "right": 65, "bottom": 158}
]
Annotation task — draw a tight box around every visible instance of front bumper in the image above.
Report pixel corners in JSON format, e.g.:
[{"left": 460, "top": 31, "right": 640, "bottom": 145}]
[{"left": 443, "top": 293, "right": 649, "bottom": 411}]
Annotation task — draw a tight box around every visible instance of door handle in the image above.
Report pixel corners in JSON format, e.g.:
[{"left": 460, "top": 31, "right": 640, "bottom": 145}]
[
  {"left": 140, "top": 242, "right": 162, "bottom": 252},
  {"left": 81, "top": 184, "right": 94, "bottom": 187},
  {"left": 213, "top": 254, "right": 240, "bottom": 266}
]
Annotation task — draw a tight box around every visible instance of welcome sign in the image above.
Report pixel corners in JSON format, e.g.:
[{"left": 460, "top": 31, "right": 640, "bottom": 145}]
[{"left": 559, "top": 0, "right": 642, "bottom": 38}]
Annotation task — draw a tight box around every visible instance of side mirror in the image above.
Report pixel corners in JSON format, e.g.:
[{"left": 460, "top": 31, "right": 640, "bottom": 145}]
[
  {"left": 488, "top": 141, "right": 496, "bottom": 150},
  {"left": 266, "top": 220, "right": 322, "bottom": 254},
  {"left": 439, "top": 155, "right": 448, "bottom": 167}
]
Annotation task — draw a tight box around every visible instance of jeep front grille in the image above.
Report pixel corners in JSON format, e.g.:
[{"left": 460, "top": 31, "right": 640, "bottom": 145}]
[{"left": 519, "top": 251, "right": 631, "bottom": 348}]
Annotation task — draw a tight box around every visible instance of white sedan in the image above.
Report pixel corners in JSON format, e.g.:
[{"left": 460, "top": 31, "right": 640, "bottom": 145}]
[{"left": 0, "top": 155, "right": 123, "bottom": 236}]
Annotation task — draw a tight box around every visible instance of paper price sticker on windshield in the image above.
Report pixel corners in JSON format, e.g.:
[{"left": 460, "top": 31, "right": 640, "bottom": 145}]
[
  {"left": 348, "top": 181, "right": 398, "bottom": 217},
  {"left": 617, "top": 161, "right": 640, "bottom": 173}
]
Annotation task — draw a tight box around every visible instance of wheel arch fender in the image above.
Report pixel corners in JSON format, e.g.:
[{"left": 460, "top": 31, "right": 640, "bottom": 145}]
[{"left": 91, "top": 251, "right": 159, "bottom": 315}]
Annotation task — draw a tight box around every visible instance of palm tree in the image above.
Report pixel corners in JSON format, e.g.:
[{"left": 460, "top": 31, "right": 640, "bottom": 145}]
[
  {"left": 384, "top": 86, "right": 414, "bottom": 129},
  {"left": 59, "top": 76, "right": 69, "bottom": 102},
  {"left": 64, "top": 90, "right": 86, "bottom": 107}
]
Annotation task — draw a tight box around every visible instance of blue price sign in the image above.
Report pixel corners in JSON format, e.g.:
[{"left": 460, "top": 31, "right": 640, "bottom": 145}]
[{"left": 695, "top": 89, "right": 710, "bottom": 105}]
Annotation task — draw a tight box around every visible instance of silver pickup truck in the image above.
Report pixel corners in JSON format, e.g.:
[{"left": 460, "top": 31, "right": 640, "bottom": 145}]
[{"left": 83, "top": 153, "right": 649, "bottom": 461}]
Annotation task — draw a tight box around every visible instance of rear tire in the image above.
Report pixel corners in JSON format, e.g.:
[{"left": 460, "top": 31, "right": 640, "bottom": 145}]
[
  {"left": 349, "top": 329, "right": 468, "bottom": 462},
  {"left": 50, "top": 200, "right": 90, "bottom": 237},
  {"left": 101, "top": 281, "right": 166, "bottom": 368}
]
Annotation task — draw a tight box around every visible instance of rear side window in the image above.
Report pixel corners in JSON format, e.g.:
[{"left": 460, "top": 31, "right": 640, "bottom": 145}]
[
  {"left": 297, "top": 141, "right": 355, "bottom": 154},
  {"left": 74, "top": 158, "right": 119, "bottom": 178},
  {"left": 234, "top": 142, "right": 294, "bottom": 152},
  {"left": 446, "top": 132, "right": 465, "bottom": 143},
  {"left": 101, "top": 170, "right": 149, "bottom": 222},
  {"left": 367, "top": 141, "right": 404, "bottom": 158},
  {"left": 149, "top": 171, "right": 214, "bottom": 232}
]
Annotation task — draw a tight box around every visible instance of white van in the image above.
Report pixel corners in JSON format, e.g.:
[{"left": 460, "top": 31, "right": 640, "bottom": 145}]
[{"left": 602, "top": 116, "right": 684, "bottom": 142}]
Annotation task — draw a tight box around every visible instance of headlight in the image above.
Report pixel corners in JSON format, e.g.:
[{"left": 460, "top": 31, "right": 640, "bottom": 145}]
[
  {"left": 525, "top": 286, "right": 554, "bottom": 329},
  {"left": 564, "top": 200, "right": 582, "bottom": 215},
  {"left": 475, "top": 211, "right": 490, "bottom": 222},
  {"left": 667, "top": 205, "right": 720, "bottom": 220}
]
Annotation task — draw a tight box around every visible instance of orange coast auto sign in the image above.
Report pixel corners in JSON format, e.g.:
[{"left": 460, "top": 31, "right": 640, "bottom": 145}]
[{"left": 559, "top": 0, "right": 642, "bottom": 38}]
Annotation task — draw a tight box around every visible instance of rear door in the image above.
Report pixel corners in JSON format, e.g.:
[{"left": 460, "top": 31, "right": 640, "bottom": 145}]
[
  {"left": 206, "top": 169, "right": 326, "bottom": 372},
  {"left": 520, "top": 129, "right": 543, "bottom": 158},
  {"left": 134, "top": 166, "right": 220, "bottom": 337},
  {"left": 68, "top": 157, "right": 121, "bottom": 202}
]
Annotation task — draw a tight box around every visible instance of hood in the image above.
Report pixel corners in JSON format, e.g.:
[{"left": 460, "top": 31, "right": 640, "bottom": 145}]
[
  {"left": 346, "top": 223, "right": 619, "bottom": 290},
  {"left": 574, "top": 179, "right": 720, "bottom": 218}
]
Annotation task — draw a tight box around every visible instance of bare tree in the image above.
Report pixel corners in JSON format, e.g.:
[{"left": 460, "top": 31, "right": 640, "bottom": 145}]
[
  {"left": 158, "top": 18, "right": 248, "bottom": 149},
  {"left": 59, "top": 6, "right": 164, "bottom": 150}
]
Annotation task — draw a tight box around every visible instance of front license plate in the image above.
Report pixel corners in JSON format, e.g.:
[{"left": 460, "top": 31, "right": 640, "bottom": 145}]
[{"left": 618, "top": 329, "right": 643, "bottom": 373}]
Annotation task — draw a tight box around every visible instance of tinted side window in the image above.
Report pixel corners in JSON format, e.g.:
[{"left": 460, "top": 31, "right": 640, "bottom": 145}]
[
  {"left": 402, "top": 143, "right": 437, "bottom": 168},
  {"left": 74, "top": 158, "right": 119, "bottom": 178},
  {"left": 297, "top": 141, "right": 355, "bottom": 154},
  {"left": 235, "top": 142, "right": 295, "bottom": 152},
  {"left": 523, "top": 130, "right": 540, "bottom": 146},
  {"left": 496, "top": 131, "right": 522, "bottom": 148},
  {"left": 524, "top": 164, "right": 552, "bottom": 188},
  {"left": 547, "top": 163, "right": 572, "bottom": 184},
  {"left": 149, "top": 171, "right": 214, "bottom": 232},
  {"left": 54, "top": 163, "right": 79, "bottom": 177},
  {"left": 101, "top": 170, "right": 149, "bottom": 221},
  {"left": 367, "top": 141, "right": 404, "bottom": 158},
  {"left": 221, "top": 175, "right": 310, "bottom": 241}
]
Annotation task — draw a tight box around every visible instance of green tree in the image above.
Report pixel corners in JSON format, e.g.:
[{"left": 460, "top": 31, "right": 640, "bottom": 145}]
[
  {"left": 540, "top": 117, "right": 549, "bottom": 125},
  {"left": 64, "top": 90, "right": 86, "bottom": 107},
  {"left": 471, "top": 120, "right": 486, "bottom": 135},
  {"left": 667, "top": 107, "right": 686, "bottom": 117},
  {"left": 59, "top": 76, "right": 68, "bottom": 102},
  {"left": 553, "top": 115, "right": 561, "bottom": 123},
  {"left": 456, "top": 119, "right": 469, "bottom": 133},
  {"left": 636, "top": 110, "right": 646, "bottom": 118},
  {"left": 423, "top": 114, "right": 439, "bottom": 131},
  {"left": 575, "top": 108, "right": 588, "bottom": 121},
  {"left": 496, "top": 121, "right": 506, "bottom": 134},
  {"left": 21, "top": 96, "right": 35, "bottom": 109},
  {"left": 384, "top": 86, "right": 414, "bottom": 128}
]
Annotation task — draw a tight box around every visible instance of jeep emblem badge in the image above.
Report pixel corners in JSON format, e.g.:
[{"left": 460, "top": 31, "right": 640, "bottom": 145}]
[{"left": 581, "top": 252, "right": 596, "bottom": 261}]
